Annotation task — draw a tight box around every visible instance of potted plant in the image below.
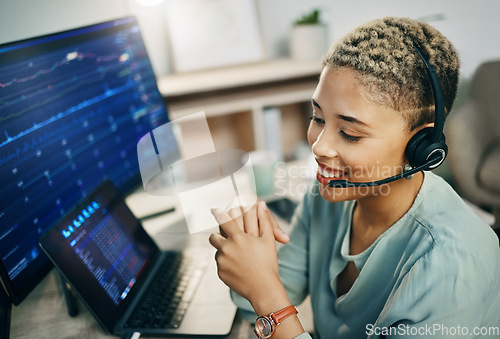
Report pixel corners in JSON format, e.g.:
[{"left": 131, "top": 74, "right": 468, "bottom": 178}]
[{"left": 289, "top": 8, "right": 329, "bottom": 62}]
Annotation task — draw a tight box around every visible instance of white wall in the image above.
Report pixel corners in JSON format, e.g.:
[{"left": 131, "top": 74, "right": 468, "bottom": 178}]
[
  {"left": 1, "top": 0, "right": 499, "bottom": 78},
  {"left": 0, "top": 0, "right": 172, "bottom": 75},
  {"left": 0, "top": 0, "right": 128, "bottom": 42},
  {"left": 256, "top": 0, "right": 500, "bottom": 78}
]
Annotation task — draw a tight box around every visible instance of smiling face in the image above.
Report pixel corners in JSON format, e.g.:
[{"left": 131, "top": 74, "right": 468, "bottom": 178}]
[{"left": 308, "top": 66, "right": 416, "bottom": 202}]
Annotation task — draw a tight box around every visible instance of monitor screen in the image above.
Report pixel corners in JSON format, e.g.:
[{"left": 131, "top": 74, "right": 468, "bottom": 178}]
[
  {"left": 0, "top": 286, "right": 11, "bottom": 339},
  {"left": 0, "top": 16, "right": 169, "bottom": 305}
]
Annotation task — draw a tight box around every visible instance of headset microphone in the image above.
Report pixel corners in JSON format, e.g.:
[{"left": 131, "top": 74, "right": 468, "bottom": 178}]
[
  {"left": 328, "top": 155, "right": 442, "bottom": 188},
  {"left": 329, "top": 42, "right": 448, "bottom": 189}
]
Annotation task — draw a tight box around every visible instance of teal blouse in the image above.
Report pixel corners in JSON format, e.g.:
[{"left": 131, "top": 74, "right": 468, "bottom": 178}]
[{"left": 232, "top": 172, "right": 500, "bottom": 338}]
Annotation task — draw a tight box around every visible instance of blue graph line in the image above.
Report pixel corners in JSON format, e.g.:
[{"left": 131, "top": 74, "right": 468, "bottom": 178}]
[{"left": 0, "top": 82, "right": 134, "bottom": 148}]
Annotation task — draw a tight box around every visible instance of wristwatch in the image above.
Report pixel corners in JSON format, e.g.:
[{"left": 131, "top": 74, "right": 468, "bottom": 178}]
[{"left": 254, "top": 305, "right": 298, "bottom": 338}]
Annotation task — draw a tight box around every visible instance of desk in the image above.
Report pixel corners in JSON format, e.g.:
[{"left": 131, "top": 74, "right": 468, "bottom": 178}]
[
  {"left": 9, "top": 224, "right": 256, "bottom": 339},
  {"left": 10, "top": 160, "right": 315, "bottom": 338}
]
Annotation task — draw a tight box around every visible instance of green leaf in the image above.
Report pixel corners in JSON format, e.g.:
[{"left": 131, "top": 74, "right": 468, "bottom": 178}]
[{"left": 294, "top": 9, "right": 321, "bottom": 25}]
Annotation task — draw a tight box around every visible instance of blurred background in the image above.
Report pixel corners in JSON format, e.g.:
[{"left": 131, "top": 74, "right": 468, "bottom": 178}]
[
  {"left": 2, "top": 0, "right": 499, "bottom": 77},
  {"left": 2, "top": 0, "right": 500, "bottom": 77},
  {"left": 1, "top": 0, "right": 499, "bottom": 226}
]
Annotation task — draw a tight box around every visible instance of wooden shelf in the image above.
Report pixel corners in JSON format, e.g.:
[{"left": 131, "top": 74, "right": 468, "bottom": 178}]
[
  {"left": 157, "top": 58, "right": 321, "bottom": 155},
  {"left": 157, "top": 58, "right": 321, "bottom": 97},
  {"left": 167, "top": 79, "right": 318, "bottom": 119}
]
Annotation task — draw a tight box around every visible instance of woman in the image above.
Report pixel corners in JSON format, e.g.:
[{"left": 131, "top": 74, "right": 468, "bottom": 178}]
[{"left": 209, "top": 17, "right": 500, "bottom": 338}]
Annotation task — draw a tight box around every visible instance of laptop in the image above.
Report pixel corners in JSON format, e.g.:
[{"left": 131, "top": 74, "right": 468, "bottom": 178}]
[{"left": 39, "top": 179, "right": 236, "bottom": 336}]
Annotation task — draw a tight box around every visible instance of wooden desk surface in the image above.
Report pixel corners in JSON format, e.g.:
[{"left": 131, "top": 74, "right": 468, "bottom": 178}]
[{"left": 10, "top": 268, "right": 260, "bottom": 339}]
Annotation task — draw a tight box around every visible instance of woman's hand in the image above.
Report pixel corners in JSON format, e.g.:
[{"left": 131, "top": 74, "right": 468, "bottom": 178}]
[
  {"left": 209, "top": 201, "right": 306, "bottom": 337},
  {"left": 208, "top": 201, "right": 286, "bottom": 305}
]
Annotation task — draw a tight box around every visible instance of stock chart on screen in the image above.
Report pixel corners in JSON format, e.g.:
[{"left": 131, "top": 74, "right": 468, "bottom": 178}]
[{"left": 0, "top": 17, "right": 168, "bottom": 303}]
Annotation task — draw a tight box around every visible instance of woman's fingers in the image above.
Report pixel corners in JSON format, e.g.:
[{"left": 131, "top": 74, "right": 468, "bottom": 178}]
[
  {"left": 209, "top": 201, "right": 283, "bottom": 302},
  {"left": 257, "top": 201, "right": 273, "bottom": 237},
  {"left": 273, "top": 226, "right": 290, "bottom": 244},
  {"left": 211, "top": 208, "right": 239, "bottom": 239},
  {"left": 211, "top": 207, "right": 232, "bottom": 225},
  {"left": 242, "top": 201, "right": 259, "bottom": 237},
  {"left": 227, "top": 206, "right": 244, "bottom": 231},
  {"left": 208, "top": 232, "right": 225, "bottom": 250},
  {"left": 212, "top": 196, "right": 260, "bottom": 237},
  {"left": 258, "top": 201, "right": 290, "bottom": 244},
  {"left": 212, "top": 198, "right": 289, "bottom": 243}
]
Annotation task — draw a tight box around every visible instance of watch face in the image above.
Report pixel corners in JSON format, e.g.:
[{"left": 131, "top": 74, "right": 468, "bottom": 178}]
[{"left": 254, "top": 316, "right": 273, "bottom": 338}]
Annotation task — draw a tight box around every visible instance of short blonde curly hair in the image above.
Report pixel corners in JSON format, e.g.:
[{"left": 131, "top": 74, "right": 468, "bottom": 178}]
[{"left": 323, "top": 17, "right": 460, "bottom": 131}]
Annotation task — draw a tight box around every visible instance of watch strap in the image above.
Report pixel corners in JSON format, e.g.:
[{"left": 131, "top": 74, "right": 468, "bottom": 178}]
[{"left": 270, "top": 305, "right": 298, "bottom": 325}]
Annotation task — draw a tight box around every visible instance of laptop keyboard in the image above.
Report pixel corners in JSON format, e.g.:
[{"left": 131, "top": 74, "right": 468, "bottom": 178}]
[{"left": 124, "top": 252, "right": 208, "bottom": 329}]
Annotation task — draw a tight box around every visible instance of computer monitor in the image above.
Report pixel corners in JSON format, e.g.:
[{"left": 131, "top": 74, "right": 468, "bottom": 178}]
[
  {"left": 0, "top": 16, "right": 169, "bottom": 305},
  {"left": 0, "top": 286, "right": 11, "bottom": 339}
]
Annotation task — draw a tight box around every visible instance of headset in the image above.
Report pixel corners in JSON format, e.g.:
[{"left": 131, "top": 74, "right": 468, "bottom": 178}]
[{"left": 329, "top": 42, "right": 448, "bottom": 188}]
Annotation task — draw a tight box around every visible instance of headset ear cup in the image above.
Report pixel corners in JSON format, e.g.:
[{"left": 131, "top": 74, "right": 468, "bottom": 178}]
[
  {"left": 405, "top": 128, "right": 434, "bottom": 168},
  {"left": 406, "top": 127, "right": 448, "bottom": 169}
]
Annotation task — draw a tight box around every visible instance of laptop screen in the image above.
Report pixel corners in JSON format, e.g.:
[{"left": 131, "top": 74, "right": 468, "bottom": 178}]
[
  {"left": 0, "top": 16, "right": 169, "bottom": 305},
  {"left": 39, "top": 180, "right": 160, "bottom": 331}
]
